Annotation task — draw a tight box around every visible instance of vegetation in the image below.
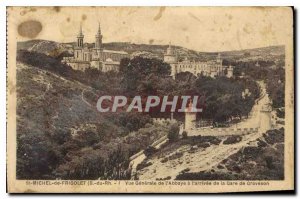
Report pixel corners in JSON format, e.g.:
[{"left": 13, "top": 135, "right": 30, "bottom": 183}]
[
  {"left": 167, "top": 123, "right": 180, "bottom": 142},
  {"left": 17, "top": 50, "right": 260, "bottom": 123},
  {"left": 17, "top": 44, "right": 279, "bottom": 180},
  {"left": 175, "top": 128, "right": 284, "bottom": 180},
  {"left": 136, "top": 161, "right": 153, "bottom": 171},
  {"left": 16, "top": 60, "right": 168, "bottom": 179},
  {"left": 223, "top": 135, "right": 242, "bottom": 145},
  {"left": 266, "top": 68, "right": 285, "bottom": 109},
  {"left": 228, "top": 57, "right": 285, "bottom": 110},
  {"left": 143, "top": 146, "right": 158, "bottom": 157},
  {"left": 182, "top": 131, "right": 188, "bottom": 139}
]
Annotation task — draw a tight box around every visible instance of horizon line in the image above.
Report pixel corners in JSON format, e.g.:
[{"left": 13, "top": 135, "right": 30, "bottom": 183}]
[{"left": 17, "top": 39, "right": 285, "bottom": 54}]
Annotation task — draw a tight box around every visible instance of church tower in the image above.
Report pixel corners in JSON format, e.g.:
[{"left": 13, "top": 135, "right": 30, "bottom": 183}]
[
  {"left": 76, "top": 25, "right": 84, "bottom": 48},
  {"left": 95, "top": 23, "right": 103, "bottom": 50}
]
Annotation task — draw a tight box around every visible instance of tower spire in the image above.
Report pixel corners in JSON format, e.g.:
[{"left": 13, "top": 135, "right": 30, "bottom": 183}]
[
  {"left": 97, "top": 22, "right": 101, "bottom": 35},
  {"left": 76, "top": 24, "right": 84, "bottom": 48},
  {"left": 95, "top": 21, "right": 103, "bottom": 49},
  {"left": 78, "top": 24, "right": 83, "bottom": 37}
]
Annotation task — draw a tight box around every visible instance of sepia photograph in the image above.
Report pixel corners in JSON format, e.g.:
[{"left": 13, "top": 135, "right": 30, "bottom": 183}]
[{"left": 6, "top": 6, "right": 294, "bottom": 193}]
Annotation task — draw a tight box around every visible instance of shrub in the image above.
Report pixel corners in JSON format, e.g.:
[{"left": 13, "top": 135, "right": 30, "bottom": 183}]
[
  {"left": 242, "top": 146, "right": 261, "bottom": 160},
  {"left": 160, "top": 157, "right": 168, "bottom": 163},
  {"left": 168, "top": 152, "right": 183, "bottom": 160},
  {"left": 223, "top": 135, "right": 242, "bottom": 145},
  {"left": 265, "top": 156, "right": 275, "bottom": 169},
  {"left": 136, "top": 161, "right": 153, "bottom": 171},
  {"left": 181, "top": 168, "right": 191, "bottom": 173},
  {"left": 210, "top": 137, "right": 222, "bottom": 145},
  {"left": 182, "top": 131, "right": 188, "bottom": 139},
  {"left": 276, "top": 109, "right": 285, "bottom": 118},
  {"left": 197, "top": 142, "right": 210, "bottom": 148},
  {"left": 156, "top": 176, "right": 171, "bottom": 180},
  {"left": 143, "top": 146, "right": 158, "bottom": 157},
  {"left": 217, "top": 164, "right": 224, "bottom": 169},
  {"left": 263, "top": 128, "right": 284, "bottom": 145},
  {"left": 168, "top": 123, "right": 180, "bottom": 142},
  {"left": 257, "top": 139, "right": 267, "bottom": 148}
]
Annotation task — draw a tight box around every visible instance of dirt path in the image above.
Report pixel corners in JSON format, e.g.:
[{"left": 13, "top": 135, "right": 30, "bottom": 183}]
[
  {"left": 81, "top": 89, "right": 92, "bottom": 107},
  {"left": 138, "top": 130, "right": 264, "bottom": 180},
  {"left": 136, "top": 81, "right": 270, "bottom": 180}
]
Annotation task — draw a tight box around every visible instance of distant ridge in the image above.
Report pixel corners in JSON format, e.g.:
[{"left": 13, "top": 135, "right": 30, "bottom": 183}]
[{"left": 17, "top": 39, "right": 284, "bottom": 62}]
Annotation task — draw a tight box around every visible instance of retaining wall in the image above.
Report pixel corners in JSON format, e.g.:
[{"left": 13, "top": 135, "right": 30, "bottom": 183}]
[{"left": 187, "top": 127, "right": 259, "bottom": 137}]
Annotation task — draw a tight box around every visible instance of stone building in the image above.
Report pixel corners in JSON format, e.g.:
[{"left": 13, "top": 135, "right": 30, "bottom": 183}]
[
  {"left": 227, "top": 65, "right": 234, "bottom": 78},
  {"left": 164, "top": 45, "right": 233, "bottom": 79},
  {"left": 62, "top": 24, "right": 129, "bottom": 72}
]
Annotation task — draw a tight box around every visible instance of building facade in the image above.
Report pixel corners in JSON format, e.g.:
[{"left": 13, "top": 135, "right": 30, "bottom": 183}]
[
  {"left": 62, "top": 24, "right": 129, "bottom": 72},
  {"left": 164, "top": 45, "right": 233, "bottom": 79}
]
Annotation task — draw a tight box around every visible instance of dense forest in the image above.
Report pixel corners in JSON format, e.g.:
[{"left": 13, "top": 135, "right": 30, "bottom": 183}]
[{"left": 17, "top": 49, "right": 262, "bottom": 180}]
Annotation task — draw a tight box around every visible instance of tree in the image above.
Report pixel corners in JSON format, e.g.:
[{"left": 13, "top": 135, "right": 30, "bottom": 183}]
[
  {"left": 168, "top": 123, "right": 180, "bottom": 142},
  {"left": 119, "top": 56, "right": 171, "bottom": 94},
  {"left": 144, "top": 146, "right": 157, "bottom": 157}
]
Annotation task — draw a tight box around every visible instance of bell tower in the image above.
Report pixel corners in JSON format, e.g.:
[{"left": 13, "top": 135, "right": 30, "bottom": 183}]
[
  {"left": 95, "top": 22, "right": 103, "bottom": 50},
  {"left": 77, "top": 24, "right": 84, "bottom": 48}
]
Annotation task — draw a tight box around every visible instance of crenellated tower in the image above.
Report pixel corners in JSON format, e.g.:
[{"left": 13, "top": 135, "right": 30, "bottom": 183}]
[
  {"left": 164, "top": 43, "right": 178, "bottom": 79},
  {"left": 184, "top": 101, "right": 197, "bottom": 130}
]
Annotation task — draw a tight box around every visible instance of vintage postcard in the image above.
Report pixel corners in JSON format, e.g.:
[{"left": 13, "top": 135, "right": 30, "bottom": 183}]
[{"left": 7, "top": 6, "right": 294, "bottom": 193}]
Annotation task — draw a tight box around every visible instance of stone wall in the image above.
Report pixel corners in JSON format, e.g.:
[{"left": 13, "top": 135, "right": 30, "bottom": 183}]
[
  {"left": 153, "top": 118, "right": 175, "bottom": 124},
  {"left": 186, "top": 127, "right": 259, "bottom": 137}
]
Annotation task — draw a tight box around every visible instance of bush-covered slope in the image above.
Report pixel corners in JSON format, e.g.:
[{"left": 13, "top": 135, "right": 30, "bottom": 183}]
[{"left": 16, "top": 62, "right": 168, "bottom": 180}]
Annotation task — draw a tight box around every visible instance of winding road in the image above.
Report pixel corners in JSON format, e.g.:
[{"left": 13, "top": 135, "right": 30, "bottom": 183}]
[{"left": 132, "top": 81, "right": 272, "bottom": 180}]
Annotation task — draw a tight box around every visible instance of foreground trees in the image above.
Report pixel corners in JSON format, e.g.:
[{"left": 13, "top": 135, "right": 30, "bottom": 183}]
[{"left": 168, "top": 123, "right": 180, "bottom": 142}]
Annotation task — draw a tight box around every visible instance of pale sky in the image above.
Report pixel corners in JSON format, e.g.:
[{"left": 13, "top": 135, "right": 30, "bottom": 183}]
[{"left": 11, "top": 6, "right": 293, "bottom": 52}]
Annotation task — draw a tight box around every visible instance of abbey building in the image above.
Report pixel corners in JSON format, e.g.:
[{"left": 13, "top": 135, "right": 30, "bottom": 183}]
[
  {"left": 62, "top": 24, "right": 129, "bottom": 72},
  {"left": 164, "top": 45, "right": 233, "bottom": 79},
  {"left": 62, "top": 24, "right": 233, "bottom": 78}
]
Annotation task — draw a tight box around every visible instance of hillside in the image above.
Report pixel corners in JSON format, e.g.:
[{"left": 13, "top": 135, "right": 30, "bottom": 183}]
[
  {"left": 16, "top": 62, "right": 168, "bottom": 179},
  {"left": 17, "top": 40, "right": 285, "bottom": 63}
]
